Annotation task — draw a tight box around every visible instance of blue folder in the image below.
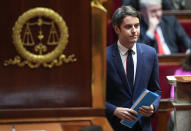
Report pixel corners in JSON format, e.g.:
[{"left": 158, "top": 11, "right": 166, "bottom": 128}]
[{"left": 120, "top": 89, "right": 159, "bottom": 128}]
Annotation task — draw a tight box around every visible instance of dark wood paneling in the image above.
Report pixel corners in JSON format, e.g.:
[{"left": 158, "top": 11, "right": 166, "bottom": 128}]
[
  {"left": 0, "top": 117, "right": 113, "bottom": 131},
  {"left": 158, "top": 53, "right": 187, "bottom": 63},
  {"left": 0, "top": 1, "right": 92, "bottom": 109},
  {"left": 0, "top": 108, "right": 105, "bottom": 119}
]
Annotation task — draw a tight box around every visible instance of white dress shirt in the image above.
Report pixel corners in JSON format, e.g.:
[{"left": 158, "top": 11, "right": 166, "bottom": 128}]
[
  {"left": 146, "top": 26, "right": 171, "bottom": 55},
  {"left": 117, "top": 40, "right": 137, "bottom": 83}
]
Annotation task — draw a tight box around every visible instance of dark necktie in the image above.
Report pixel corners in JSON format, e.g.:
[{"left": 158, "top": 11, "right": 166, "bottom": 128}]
[{"left": 126, "top": 49, "right": 134, "bottom": 90}]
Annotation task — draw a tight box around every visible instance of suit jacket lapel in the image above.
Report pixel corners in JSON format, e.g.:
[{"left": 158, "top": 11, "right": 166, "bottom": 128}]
[
  {"left": 133, "top": 44, "right": 144, "bottom": 94},
  {"left": 111, "top": 43, "right": 133, "bottom": 95}
]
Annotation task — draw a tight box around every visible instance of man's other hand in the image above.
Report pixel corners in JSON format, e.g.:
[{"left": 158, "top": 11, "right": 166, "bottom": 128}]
[{"left": 138, "top": 104, "right": 154, "bottom": 117}]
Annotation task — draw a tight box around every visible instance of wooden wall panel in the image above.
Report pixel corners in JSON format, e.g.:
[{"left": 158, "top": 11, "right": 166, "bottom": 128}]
[{"left": 0, "top": 1, "right": 92, "bottom": 109}]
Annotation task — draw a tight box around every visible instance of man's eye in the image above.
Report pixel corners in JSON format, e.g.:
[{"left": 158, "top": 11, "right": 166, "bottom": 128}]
[
  {"left": 134, "top": 24, "right": 140, "bottom": 28},
  {"left": 125, "top": 25, "right": 131, "bottom": 29}
]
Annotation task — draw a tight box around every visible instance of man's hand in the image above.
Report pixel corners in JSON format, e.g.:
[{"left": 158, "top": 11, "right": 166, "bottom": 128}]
[
  {"left": 138, "top": 104, "right": 154, "bottom": 117},
  {"left": 147, "top": 10, "right": 160, "bottom": 34},
  {"left": 113, "top": 107, "right": 138, "bottom": 121}
]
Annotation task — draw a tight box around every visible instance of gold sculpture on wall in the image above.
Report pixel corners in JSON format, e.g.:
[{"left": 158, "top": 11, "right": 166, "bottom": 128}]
[
  {"left": 91, "top": 0, "right": 107, "bottom": 12},
  {"left": 4, "top": 7, "right": 76, "bottom": 68}
]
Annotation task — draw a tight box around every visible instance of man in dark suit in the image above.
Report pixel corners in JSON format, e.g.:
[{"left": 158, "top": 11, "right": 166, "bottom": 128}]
[
  {"left": 138, "top": 0, "right": 191, "bottom": 54},
  {"left": 106, "top": 5, "right": 161, "bottom": 131}
]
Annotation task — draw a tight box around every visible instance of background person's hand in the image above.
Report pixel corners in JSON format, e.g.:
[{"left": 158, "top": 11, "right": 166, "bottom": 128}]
[{"left": 147, "top": 10, "right": 160, "bottom": 34}]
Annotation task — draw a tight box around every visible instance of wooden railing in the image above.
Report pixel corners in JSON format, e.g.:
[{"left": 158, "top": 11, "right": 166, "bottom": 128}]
[{"left": 163, "top": 10, "right": 191, "bottom": 21}]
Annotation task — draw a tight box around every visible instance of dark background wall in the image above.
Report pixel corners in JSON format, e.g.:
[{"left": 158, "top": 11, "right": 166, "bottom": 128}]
[{"left": 0, "top": 0, "right": 92, "bottom": 109}]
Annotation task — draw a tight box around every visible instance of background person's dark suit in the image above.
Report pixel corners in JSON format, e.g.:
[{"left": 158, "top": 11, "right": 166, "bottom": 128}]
[
  {"left": 106, "top": 42, "right": 161, "bottom": 131},
  {"left": 138, "top": 16, "right": 191, "bottom": 53}
]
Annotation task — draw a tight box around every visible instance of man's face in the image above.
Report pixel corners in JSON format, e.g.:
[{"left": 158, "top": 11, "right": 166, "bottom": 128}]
[
  {"left": 145, "top": 4, "right": 162, "bottom": 22},
  {"left": 114, "top": 16, "right": 140, "bottom": 48}
]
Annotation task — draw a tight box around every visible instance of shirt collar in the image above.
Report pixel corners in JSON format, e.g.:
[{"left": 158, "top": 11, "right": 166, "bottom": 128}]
[{"left": 117, "top": 40, "right": 136, "bottom": 56}]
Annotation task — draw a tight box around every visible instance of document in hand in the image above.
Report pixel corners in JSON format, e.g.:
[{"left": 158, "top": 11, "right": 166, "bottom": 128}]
[{"left": 120, "top": 89, "right": 159, "bottom": 128}]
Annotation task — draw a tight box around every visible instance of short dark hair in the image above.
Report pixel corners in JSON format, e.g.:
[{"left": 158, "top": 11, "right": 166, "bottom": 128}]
[{"left": 112, "top": 5, "right": 141, "bottom": 28}]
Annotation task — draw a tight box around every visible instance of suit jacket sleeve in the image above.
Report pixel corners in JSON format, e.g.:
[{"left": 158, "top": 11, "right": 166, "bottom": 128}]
[
  {"left": 106, "top": 101, "right": 116, "bottom": 115},
  {"left": 148, "top": 50, "right": 161, "bottom": 112},
  {"left": 172, "top": 16, "right": 191, "bottom": 50},
  {"left": 138, "top": 24, "right": 157, "bottom": 49}
]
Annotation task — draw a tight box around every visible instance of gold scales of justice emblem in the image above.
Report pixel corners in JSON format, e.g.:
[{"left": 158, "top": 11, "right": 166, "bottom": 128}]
[{"left": 4, "top": 7, "right": 77, "bottom": 68}]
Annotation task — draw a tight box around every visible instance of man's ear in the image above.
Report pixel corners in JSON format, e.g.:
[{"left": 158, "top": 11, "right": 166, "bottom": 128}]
[{"left": 114, "top": 25, "right": 120, "bottom": 34}]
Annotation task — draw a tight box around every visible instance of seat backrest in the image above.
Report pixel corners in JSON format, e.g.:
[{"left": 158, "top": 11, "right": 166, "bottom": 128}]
[
  {"left": 180, "top": 21, "right": 191, "bottom": 38},
  {"left": 159, "top": 64, "right": 180, "bottom": 98},
  {"left": 113, "top": 0, "right": 122, "bottom": 12}
]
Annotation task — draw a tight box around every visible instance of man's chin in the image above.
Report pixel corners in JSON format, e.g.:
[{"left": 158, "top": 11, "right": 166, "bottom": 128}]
[{"left": 129, "top": 40, "right": 137, "bottom": 44}]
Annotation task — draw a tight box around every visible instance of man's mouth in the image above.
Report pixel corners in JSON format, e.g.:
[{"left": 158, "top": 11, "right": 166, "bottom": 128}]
[{"left": 130, "top": 35, "right": 138, "bottom": 38}]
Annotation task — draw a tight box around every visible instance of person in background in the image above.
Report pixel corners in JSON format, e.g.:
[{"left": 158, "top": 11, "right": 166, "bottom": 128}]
[
  {"left": 172, "top": 0, "right": 191, "bottom": 10},
  {"left": 106, "top": 5, "right": 161, "bottom": 131},
  {"left": 122, "top": 0, "right": 173, "bottom": 10},
  {"left": 170, "top": 53, "right": 191, "bottom": 98},
  {"left": 168, "top": 53, "right": 191, "bottom": 131},
  {"left": 138, "top": 0, "right": 191, "bottom": 55}
]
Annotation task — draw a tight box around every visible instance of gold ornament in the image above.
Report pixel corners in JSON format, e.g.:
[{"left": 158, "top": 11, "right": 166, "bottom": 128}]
[
  {"left": 4, "top": 7, "right": 76, "bottom": 68},
  {"left": 91, "top": 0, "right": 107, "bottom": 12}
]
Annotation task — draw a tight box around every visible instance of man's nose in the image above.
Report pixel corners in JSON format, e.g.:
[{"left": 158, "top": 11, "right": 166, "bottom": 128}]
[{"left": 131, "top": 27, "right": 136, "bottom": 33}]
